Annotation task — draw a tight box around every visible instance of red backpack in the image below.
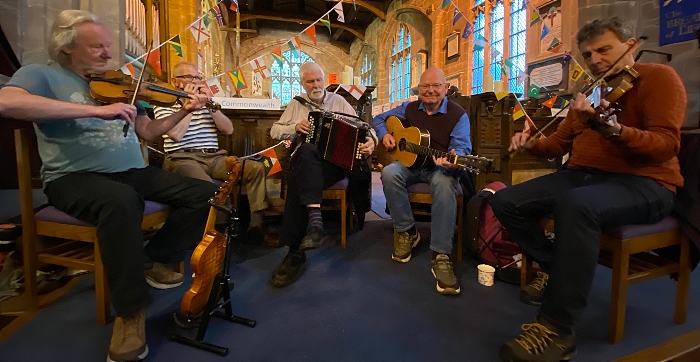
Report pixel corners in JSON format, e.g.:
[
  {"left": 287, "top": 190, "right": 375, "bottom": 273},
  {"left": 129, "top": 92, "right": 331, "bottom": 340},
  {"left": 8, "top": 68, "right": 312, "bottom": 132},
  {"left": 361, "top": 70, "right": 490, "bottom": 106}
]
[{"left": 465, "top": 181, "right": 523, "bottom": 284}]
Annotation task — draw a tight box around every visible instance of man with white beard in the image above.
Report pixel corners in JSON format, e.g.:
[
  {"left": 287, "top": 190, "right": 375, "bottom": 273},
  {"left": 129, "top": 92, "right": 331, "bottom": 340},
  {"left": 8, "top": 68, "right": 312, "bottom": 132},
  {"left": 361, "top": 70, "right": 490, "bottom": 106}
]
[{"left": 269, "top": 62, "right": 377, "bottom": 288}]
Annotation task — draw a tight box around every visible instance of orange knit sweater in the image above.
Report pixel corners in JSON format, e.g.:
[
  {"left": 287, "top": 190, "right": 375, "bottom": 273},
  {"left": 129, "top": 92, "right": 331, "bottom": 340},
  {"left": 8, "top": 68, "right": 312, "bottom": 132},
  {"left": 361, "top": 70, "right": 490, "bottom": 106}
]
[{"left": 529, "top": 62, "right": 687, "bottom": 192}]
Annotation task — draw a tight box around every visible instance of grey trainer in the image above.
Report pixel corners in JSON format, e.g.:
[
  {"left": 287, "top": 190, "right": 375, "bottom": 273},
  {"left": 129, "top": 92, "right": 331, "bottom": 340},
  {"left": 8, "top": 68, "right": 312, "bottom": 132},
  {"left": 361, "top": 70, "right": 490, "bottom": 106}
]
[
  {"left": 431, "top": 254, "right": 461, "bottom": 295},
  {"left": 392, "top": 231, "right": 421, "bottom": 263},
  {"left": 520, "top": 271, "right": 548, "bottom": 305}
]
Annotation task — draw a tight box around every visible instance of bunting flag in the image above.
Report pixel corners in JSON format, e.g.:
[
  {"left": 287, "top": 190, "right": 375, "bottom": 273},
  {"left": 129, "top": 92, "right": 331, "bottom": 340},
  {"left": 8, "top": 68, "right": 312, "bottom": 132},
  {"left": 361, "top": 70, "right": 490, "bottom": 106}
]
[
  {"left": 210, "top": 5, "right": 225, "bottom": 26},
  {"left": 333, "top": 2, "right": 345, "bottom": 23},
  {"left": 500, "top": 59, "right": 508, "bottom": 77},
  {"left": 562, "top": 51, "right": 572, "bottom": 63},
  {"left": 442, "top": 0, "right": 451, "bottom": 9},
  {"left": 570, "top": 64, "right": 584, "bottom": 81},
  {"left": 249, "top": 56, "right": 271, "bottom": 80},
  {"left": 522, "top": 114, "right": 536, "bottom": 134},
  {"left": 504, "top": 58, "right": 514, "bottom": 70},
  {"left": 189, "top": 18, "right": 211, "bottom": 43},
  {"left": 167, "top": 35, "right": 183, "bottom": 57},
  {"left": 304, "top": 26, "right": 317, "bottom": 46},
  {"left": 229, "top": 0, "right": 238, "bottom": 12},
  {"left": 258, "top": 147, "right": 283, "bottom": 176},
  {"left": 227, "top": 68, "right": 247, "bottom": 91},
  {"left": 490, "top": 49, "right": 501, "bottom": 62},
  {"left": 202, "top": 13, "right": 212, "bottom": 28},
  {"left": 527, "top": 83, "right": 541, "bottom": 98},
  {"left": 320, "top": 15, "right": 332, "bottom": 33},
  {"left": 582, "top": 74, "right": 593, "bottom": 86},
  {"left": 547, "top": 37, "right": 562, "bottom": 52},
  {"left": 560, "top": 99, "right": 570, "bottom": 108},
  {"left": 204, "top": 77, "right": 224, "bottom": 97},
  {"left": 120, "top": 63, "right": 135, "bottom": 77},
  {"left": 495, "top": 92, "right": 510, "bottom": 100},
  {"left": 252, "top": 73, "right": 263, "bottom": 95},
  {"left": 271, "top": 47, "right": 285, "bottom": 66},
  {"left": 473, "top": 34, "right": 488, "bottom": 51},
  {"left": 512, "top": 103, "right": 525, "bottom": 120},
  {"left": 541, "top": 95, "right": 558, "bottom": 108},
  {"left": 146, "top": 47, "right": 161, "bottom": 76},
  {"left": 541, "top": 24, "right": 550, "bottom": 40},
  {"left": 516, "top": 69, "right": 528, "bottom": 85},
  {"left": 452, "top": 8, "right": 463, "bottom": 25},
  {"left": 341, "top": 84, "right": 367, "bottom": 100},
  {"left": 462, "top": 21, "right": 473, "bottom": 39},
  {"left": 288, "top": 36, "right": 302, "bottom": 56},
  {"left": 530, "top": 11, "right": 541, "bottom": 26}
]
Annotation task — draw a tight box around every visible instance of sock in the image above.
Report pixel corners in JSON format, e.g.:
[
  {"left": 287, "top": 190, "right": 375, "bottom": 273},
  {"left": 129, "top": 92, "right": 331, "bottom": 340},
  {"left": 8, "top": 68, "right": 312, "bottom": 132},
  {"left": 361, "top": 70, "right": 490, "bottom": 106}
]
[
  {"left": 307, "top": 206, "right": 323, "bottom": 230},
  {"left": 407, "top": 225, "right": 417, "bottom": 237}
]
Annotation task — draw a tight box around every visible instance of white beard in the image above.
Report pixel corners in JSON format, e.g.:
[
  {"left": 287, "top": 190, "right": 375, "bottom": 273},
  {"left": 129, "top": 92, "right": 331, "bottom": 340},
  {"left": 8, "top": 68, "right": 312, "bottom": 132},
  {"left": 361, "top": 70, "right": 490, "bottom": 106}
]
[{"left": 309, "top": 89, "right": 324, "bottom": 102}]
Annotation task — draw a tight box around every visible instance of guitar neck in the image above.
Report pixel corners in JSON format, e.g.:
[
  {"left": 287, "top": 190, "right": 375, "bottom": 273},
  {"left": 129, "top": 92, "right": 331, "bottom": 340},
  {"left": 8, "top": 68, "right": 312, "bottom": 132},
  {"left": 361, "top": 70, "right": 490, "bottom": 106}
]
[{"left": 404, "top": 141, "right": 455, "bottom": 163}]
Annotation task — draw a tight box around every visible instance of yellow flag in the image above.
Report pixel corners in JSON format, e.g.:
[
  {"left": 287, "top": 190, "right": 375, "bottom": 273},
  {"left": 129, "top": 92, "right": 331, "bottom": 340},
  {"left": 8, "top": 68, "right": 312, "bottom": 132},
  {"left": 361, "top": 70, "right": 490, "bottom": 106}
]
[
  {"left": 495, "top": 92, "right": 510, "bottom": 100},
  {"left": 570, "top": 64, "right": 584, "bottom": 81}
]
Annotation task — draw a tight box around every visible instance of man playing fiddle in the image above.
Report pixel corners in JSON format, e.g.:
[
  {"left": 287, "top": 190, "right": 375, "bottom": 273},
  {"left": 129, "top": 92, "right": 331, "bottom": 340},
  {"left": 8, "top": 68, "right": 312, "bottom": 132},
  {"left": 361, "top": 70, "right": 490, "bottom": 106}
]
[
  {"left": 0, "top": 10, "right": 218, "bottom": 362},
  {"left": 268, "top": 62, "right": 377, "bottom": 288},
  {"left": 154, "top": 61, "right": 273, "bottom": 242},
  {"left": 490, "top": 17, "right": 687, "bottom": 361}
]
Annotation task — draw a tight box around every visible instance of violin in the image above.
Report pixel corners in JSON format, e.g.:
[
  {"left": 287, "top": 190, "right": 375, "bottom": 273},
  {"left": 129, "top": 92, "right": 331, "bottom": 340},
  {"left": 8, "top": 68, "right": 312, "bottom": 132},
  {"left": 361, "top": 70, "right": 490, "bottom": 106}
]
[
  {"left": 179, "top": 157, "right": 241, "bottom": 319},
  {"left": 585, "top": 65, "right": 639, "bottom": 134},
  {"left": 89, "top": 69, "right": 221, "bottom": 112}
]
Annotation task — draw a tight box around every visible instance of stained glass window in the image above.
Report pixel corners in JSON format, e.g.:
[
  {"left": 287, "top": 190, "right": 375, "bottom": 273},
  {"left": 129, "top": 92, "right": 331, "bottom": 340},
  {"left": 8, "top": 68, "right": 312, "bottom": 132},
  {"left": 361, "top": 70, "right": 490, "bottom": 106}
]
[
  {"left": 390, "top": 24, "right": 412, "bottom": 103},
  {"left": 270, "top": 50, "right": 314, "bottom": 106}
]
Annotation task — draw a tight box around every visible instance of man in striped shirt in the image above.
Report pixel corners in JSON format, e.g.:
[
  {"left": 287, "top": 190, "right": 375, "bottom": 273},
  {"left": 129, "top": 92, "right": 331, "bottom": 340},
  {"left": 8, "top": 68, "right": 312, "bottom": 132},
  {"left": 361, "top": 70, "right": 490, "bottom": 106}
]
[{"left": 154, "top": 62, "right": 271, "bottom": 237}]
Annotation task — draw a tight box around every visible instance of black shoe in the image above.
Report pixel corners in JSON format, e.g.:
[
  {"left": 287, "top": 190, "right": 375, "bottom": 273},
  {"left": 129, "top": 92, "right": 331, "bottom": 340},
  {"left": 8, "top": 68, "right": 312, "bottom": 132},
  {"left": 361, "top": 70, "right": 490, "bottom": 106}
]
[
  {"left": 499, "top": 318, "right": 576, "bottom": 362},
  {"left": 269, "top": 250, "right": 307, "bottom": 288},
  {"left": 299, "top": 226, "right": 328, "bottom": 251},
  {"left": 520, "top": 271, "right": 549, "bottom": 306}
]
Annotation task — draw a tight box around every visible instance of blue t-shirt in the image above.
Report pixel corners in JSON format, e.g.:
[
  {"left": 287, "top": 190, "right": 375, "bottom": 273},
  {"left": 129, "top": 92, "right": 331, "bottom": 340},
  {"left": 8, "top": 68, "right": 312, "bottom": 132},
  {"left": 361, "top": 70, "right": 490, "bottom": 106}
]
[{"left": 4, "top": 62, "right": 146, "bottom": 185}]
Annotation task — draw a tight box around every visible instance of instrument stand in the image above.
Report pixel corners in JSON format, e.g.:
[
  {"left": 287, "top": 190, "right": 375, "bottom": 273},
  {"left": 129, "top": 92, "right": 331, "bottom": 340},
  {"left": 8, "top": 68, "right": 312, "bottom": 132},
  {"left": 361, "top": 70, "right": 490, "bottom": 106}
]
[{"left": 171, "top": 161, "right": 257, "bottom": 356}]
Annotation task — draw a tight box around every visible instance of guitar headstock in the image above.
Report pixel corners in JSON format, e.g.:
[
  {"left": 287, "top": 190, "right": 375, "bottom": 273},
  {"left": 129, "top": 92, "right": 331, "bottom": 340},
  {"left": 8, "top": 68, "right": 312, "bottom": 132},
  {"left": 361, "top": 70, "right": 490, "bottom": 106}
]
[
  {"left": 457, "top": 154, "right": 494, "bottom": 174},
  {"left": 213, "top": 157, "right": 243, "bottom": 205}
]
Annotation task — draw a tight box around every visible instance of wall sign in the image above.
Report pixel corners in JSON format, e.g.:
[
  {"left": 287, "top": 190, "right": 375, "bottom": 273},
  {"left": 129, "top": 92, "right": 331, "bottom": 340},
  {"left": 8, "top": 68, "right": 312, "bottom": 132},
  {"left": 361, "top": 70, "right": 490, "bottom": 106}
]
[{"left": 660, "top": 0, "right": 700, "bottom": 46}]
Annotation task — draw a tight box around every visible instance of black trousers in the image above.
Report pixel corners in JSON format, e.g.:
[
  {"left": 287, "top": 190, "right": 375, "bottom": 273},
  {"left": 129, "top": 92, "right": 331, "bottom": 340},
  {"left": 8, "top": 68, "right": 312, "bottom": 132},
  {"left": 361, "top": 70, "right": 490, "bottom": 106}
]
[
  {"left": 45, "top": 166, "right": 217, "bottom": 316},
  {"left": 490, "top": 167, "right": 675, "bottom": 331},
  {"left": 281, "top": 143, "right": 346, "bottom": 250}
]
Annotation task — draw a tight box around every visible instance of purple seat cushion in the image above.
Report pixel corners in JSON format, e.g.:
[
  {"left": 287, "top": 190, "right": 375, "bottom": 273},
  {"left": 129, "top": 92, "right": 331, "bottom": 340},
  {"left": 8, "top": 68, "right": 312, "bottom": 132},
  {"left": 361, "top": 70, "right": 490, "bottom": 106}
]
[
  {"left": 603, "top": 216, "right": 679, "bottom": 240},
  {"left": 325, "top": 177, "right": 349, "bottom": 190},
  {"left": 407, "top": 182, "right": 464, "bottom": 196},
  {"left": 35, "top": 201, "right": 169, "bottom": 227}
]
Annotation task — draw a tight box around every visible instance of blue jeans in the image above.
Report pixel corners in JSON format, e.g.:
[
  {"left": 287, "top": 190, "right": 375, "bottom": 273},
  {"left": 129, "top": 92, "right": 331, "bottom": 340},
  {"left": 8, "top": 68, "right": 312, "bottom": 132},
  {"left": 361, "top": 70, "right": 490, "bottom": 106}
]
[{"left": 381, "top": 162, "right": 459, "bottom": 255}]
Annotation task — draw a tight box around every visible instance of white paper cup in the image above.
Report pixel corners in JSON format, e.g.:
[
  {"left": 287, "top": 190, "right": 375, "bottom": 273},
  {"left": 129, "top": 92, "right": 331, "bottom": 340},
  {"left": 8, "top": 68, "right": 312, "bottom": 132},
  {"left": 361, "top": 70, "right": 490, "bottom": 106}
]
[{"left": 477, "top": 264, "right": 496, "bottom": 286}]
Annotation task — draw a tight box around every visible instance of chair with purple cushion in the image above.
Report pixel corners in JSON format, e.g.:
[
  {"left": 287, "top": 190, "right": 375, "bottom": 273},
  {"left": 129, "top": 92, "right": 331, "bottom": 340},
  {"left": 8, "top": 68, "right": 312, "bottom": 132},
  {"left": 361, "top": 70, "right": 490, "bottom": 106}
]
[
  {"left": 392, "top": 182, "right": 465, "bottom": 261},
  {"left": 522, "top": 215, "right": 691, "bottom": 344},
  {"left": 15, "top": 129, "right": 172, "bottom": 325}
]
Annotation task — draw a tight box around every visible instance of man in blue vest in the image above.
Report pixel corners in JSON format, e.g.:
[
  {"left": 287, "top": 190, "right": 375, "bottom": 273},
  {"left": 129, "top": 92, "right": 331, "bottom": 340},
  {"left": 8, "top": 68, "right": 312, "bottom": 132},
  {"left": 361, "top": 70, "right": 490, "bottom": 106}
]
[{"left": 373, "top": 67, "right": 472, "bottom": 296}]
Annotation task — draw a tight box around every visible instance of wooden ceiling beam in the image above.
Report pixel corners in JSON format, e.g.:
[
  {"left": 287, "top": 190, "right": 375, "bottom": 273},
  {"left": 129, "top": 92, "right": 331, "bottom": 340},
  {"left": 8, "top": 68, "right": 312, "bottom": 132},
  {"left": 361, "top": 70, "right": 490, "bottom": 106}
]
[
  {"left": 324, "top": 0, "right": 386, "bottom": 21},
  {"left": 239, "top": 12, "right": 366, "bottom": 40}
]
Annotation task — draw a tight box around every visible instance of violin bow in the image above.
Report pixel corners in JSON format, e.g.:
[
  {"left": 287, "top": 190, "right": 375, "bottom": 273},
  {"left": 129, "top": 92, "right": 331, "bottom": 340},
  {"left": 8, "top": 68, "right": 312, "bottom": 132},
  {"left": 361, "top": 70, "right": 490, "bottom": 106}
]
[
  {"left": 503, "top": 36, "right": 647, "bottom": 160},
  {"left": 122, "top": 41, "right": 153, "bottom": 137}
]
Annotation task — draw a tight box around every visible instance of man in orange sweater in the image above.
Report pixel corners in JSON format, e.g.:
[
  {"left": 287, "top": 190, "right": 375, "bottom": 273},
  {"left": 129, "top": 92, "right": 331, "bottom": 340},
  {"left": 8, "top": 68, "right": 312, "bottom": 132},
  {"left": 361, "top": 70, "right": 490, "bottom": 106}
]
[{"left": 491, "top": 17, "right": 687, "bottom": 362}]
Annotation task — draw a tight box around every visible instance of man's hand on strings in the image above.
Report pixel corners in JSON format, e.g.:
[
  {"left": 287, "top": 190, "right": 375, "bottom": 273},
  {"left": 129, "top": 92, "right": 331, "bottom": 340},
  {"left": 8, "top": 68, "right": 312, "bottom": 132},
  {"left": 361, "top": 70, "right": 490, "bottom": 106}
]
[
  {"left": 360, "top": 136, "right": 375, "bottom": 156},
  {"left": 295, "top": 119, "right": 311, "bottom": 134},
  {"left": 433, "top": 149, "right": 459, "bottom": 171},
  {"left": 508, "top": 132, "right": 533, "bottom": 152},
  {"left": 96, "top": 103, "right": 137, "bottom": 124},
  {"left": 382, "top": 134, "right": 396, "bottom": 150}
]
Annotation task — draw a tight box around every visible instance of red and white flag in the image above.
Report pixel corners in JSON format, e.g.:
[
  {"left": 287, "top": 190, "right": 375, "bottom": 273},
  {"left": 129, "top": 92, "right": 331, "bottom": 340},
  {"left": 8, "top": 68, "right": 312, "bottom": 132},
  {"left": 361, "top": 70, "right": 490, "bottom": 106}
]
[
  {"left": 189, "top": 18, "right": 211, "bottom": 43},
  {"left": 120, "top": 63, "right": 135, "bottom": 77},
  {"left": 522, "top": 114, "right": 536, "bottom": 135},
  {"left": 341, "top": 84, "right": 366, "bottom": 100},
  {"left": 333, "top": 2, "right": 345, "bottom": 23},
  {"left": 249, "top": 56, "right": 271, "bottom": 80},
  {"left": 204, "top": 77, "right": 224, "bottom": 97}
]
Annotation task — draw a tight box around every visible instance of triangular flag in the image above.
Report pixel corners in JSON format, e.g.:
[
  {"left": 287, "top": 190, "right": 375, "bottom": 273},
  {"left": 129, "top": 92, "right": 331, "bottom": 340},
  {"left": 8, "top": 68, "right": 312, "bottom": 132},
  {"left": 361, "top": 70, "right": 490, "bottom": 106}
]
[
  {"left": 442, "top": 0, "right": 451, "bottom": 9},
  {"left": 452, "top": 9, "right": 463, "bottom": 26},
  {"left": 227, "top": 68, "right": 247, "bottom": 91},
  {"left": 512, "top": 103, "right": 525, "bottom": 120},
  {"left": 570, "top": 64, "right": 584, "bottom": 81},
  {"left": 530, "top": 11, "right": 541, "bottom": 26},
  {"left": 540, "top": 24, "right": 550, "bottom": 40},
  {"left": 320, "top": 15, "right": 332, "bottom": 33},
  {"left": 562, "top": 51, "right": 572, "bottom": 63},
  {"left": 341, "top": 84, "right": 367, "bottom": 100},
  {"left": 204, "top": 77, "right": 224, "bottom": 97},
  {"left": 333, "top": 2, "right": 345, "bottom": 23},
  {"left": 561, "top": 99, "right": 570, "bottom": 108},
  {"left": 202, "top": 13, "right": 212, "bottom": 28},
  {"left": 189, "top": 18, "right": 211, "bottom": 43},
  {"left": 522, "top": 114, "right": 536, "bottom": 134},
  {"left": 288, "top": 37, "right": 301, "bottom": 57},
  {"left": 304, "top": 26, "right": 317, "bottom": 46},
  {"left": 146, "top": 47, "right": 161, "bottom": 76},
  {"left": 490, "top": 49, "right": 501, "bottom": 62},
  {"left": 527, "top": 83, "right": 541, "bottom": 98},
  {"left": 209, "top": 5, "right": 225, "bottom": 26},
  {"left": 495, "top": 92, "right": 509, "bottom": 100},
  {"left": 547, "top": 37, "right": 562, "bottom": 52},
  {"left": 229, "top": 0, "right": 238, "bottom": 12},
  {"left": 252, "top": 73, "right": 263, "bottom": 95},
  {"left": 517, "top": 69, "right": 528, "bottom": 85},
  {"left": 462, "top": 21, "right": 473, "bottom": 40},
  {"left": 249, "top": 56, "right": 271, "bottom": 80},
  {"left": 473, "top": 34, "right": 488, "bottom": 51},
  {"left": 167, "top": 35, "right": 183, "bottom": 57},
  {"left": 504, "top": 58, "right": 514, "bottom": 69},
  {"left": 500, "top": 59, "right": 508, "bottom": 77},
  {"left": 120, "top": 63, "right": 135, "bottom": 77},
  {"left": 271, "top": 47, "right": 284, "bottom": 66},
  {"left": 260, "top": 147, "right": 283, "bottom": 176},
  {"left": 541, "top": 95, "right": 558, "bottom": 108},
  {"left": 582, "top": 74, "right": 593, "bottom": 86}
]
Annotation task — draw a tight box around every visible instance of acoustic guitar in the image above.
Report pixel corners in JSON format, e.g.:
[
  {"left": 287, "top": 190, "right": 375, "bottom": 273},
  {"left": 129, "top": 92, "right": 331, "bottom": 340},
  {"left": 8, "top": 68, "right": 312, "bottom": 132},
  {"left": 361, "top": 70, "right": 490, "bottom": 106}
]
[
  {"left": 180, "top": 156, "right": 242, "bottom": 319},
  {"left": 377, "top": 116, "right": 493, "bottom": 173}
]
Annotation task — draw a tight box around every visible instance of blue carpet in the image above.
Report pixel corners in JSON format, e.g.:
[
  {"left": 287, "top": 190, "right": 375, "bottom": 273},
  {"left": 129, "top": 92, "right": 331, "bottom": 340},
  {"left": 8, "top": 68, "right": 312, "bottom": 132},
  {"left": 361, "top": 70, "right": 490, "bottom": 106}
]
[{"left": 1, "top": 219, "right": 699, "bottom": 362}]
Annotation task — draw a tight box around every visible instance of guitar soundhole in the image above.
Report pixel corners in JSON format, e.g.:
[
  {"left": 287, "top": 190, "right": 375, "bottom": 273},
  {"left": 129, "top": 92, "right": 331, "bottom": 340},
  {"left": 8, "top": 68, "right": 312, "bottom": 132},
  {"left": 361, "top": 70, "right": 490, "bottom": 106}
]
[{"left": 398, "top": 138, "right": 407, "bottom": 151}]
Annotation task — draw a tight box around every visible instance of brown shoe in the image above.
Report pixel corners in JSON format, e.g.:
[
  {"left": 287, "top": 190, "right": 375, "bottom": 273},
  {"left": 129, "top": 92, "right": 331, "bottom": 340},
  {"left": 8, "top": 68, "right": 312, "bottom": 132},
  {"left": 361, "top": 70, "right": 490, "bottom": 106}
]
[
  {"left": 107, "top": 309, "right": 148, "bottom": 362},
  {"left": 145, "top": 262, "right": 184, "bottom": 290}
]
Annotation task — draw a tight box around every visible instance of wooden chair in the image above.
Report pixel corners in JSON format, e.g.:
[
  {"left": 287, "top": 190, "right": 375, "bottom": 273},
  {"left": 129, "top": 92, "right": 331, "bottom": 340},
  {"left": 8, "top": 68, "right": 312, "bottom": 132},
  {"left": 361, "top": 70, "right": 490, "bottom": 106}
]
[
  {"left": 321, "top": 177, "right": 353, "bottom": 249},
  {"left": 14, "top": 129, "right": 174, "bottom": 324},
  {"left": 392, "top": 182, "right": 465, "bottom": 261},
  {"left": 522, "top": 217, "right": 691, "bottom": 344}
]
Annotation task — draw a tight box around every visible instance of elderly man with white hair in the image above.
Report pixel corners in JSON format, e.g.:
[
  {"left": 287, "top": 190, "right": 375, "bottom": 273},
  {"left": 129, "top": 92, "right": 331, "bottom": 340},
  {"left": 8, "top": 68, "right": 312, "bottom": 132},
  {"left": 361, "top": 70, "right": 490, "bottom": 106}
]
[{"left": 269, "top": 62, "right": 377, "bottom": 288}]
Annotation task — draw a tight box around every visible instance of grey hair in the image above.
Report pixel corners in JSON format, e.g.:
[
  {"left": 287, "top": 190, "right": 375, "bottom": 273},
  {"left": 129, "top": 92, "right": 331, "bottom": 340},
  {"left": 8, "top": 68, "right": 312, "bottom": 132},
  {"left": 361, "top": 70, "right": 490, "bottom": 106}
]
[
  {"left": 576, "top": 17, "right": 633, "bottom": 45},
  {"left": 173, "top": 62, "right": 199, "bottom": 75},
  {"left": 48, "top": 10, "right": 102, "bottom": 65},
  {"left": 299, "top": 62, "right": 324, "bottom": 79}
]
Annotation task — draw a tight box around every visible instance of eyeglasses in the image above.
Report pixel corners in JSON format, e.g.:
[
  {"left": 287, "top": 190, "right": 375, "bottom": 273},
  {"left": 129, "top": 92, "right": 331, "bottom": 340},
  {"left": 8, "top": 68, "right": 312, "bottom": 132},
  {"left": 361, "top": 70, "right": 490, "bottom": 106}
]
[
  {"left": 175, "top": 75, "right": 204, "bottom": 81},
  {"left": 418, "top": 83, "right": 445, "bottom": 90}
]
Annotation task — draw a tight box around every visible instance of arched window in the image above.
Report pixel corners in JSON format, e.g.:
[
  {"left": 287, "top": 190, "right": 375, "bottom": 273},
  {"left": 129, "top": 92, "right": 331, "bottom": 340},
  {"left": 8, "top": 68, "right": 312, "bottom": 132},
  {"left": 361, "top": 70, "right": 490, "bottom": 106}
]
[
  {"left": 390, "top": 24, "right": 412, "bottom": 103},
  {"left": 508, "top": 0, "right": 527, "bottom": 95},
  {"left": 270, "top": 50, "right": 314, "bottom": 106},
  {"left": 489, "top": 2, "right": 505, "bottom": 83},
  {"left": 471, "top": 2, "right": 486, "bottom": 95},
  {"left": 360, "top": 53, "right": 373, "bottom": 86}
]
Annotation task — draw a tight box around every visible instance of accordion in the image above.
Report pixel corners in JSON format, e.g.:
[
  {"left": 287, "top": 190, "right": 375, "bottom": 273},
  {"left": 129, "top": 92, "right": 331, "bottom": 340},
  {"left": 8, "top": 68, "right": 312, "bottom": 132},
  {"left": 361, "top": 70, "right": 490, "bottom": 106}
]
[{"left": 304, "top": 111, "right": 370, "bottom": 171}]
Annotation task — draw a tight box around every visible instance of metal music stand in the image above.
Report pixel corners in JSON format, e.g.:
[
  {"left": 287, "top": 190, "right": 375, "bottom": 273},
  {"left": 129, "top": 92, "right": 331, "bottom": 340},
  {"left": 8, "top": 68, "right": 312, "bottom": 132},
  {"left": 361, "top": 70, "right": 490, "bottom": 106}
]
[{"left": 170, "top": 160, "right": 257, "bottom": 356}]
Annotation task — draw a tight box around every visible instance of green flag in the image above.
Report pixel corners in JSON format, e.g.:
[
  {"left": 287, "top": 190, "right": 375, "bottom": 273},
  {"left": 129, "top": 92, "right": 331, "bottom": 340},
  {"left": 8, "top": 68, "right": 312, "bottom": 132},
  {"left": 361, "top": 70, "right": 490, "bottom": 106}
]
[
  {"left": 167, "top": 35, "right": 183, "bottom": 57},
  {"left": 527, "top": 84, "right": 541, "bottom": 98}
]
